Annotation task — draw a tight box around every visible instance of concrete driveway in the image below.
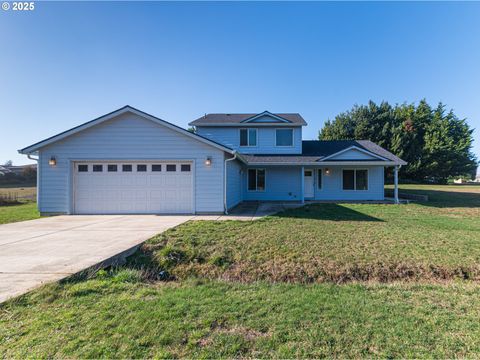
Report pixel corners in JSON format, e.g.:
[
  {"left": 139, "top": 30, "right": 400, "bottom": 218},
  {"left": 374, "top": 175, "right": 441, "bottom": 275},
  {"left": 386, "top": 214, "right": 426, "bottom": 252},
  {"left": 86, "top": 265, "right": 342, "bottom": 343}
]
[{"left": 0, "top": 215, "right": 193, "bottom": 303}]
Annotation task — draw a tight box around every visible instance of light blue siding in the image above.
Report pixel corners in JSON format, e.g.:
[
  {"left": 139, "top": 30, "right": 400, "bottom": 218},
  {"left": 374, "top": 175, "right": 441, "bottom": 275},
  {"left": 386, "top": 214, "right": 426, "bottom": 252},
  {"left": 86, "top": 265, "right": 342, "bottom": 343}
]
[
  {"left": 310, "top": 166, "right": 385, "bottom": 201},
  {"left": 225, "top": 158, "right": 242, "bottom": 209},
  {"left": 240, "top": 165, "right": 384, "bottom": 202},
  {"left": 196, "top": 126, "right": 302, "bottom": 154},
  {"left": 243, "top": 166, "right": 303, "bottom": 201},
  {"left": 38, "top": 112, "right": 225, "bottom": 214},
  {"left": 328, "top": 148, "right": 380, "bottom": 160}
]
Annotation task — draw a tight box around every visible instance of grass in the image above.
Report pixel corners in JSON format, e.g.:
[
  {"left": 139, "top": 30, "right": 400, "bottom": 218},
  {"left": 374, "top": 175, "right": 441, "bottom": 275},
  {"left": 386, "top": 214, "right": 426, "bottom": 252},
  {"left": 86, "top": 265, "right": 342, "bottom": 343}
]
[
  {"left": 0, "top": 185, "right": 36, "bottom": 200},
  {"left": 128, "top": 185, "right": 480, "bottom": 283},
  {"left": 0, "top": 202, "right": 39, "bottom": 224},
  {"left": 1, "top": 184, "right": 480, "bottom": 357},
  {"left": 2, "top": 277, "right": 480, "bottom": 358}
]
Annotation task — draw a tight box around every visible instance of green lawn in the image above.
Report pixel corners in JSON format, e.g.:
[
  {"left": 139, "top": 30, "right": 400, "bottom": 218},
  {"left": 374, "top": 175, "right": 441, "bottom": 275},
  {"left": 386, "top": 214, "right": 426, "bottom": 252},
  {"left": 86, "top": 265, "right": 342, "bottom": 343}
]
[
  {"left": 129, "top": 185, "right": 480, "bottom": 283},
  {"left": 1, "top": 184, "right": 480, "bottom": 357},
  {"left": 0, "top": 202, "right": 40, "bottom": 224}
]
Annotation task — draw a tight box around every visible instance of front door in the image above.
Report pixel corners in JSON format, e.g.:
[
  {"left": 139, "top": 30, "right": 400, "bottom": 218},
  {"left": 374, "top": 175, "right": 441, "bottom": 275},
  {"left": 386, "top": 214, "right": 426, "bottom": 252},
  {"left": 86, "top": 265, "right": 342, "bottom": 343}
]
[{"left": 304, "top": 169, "right": 314, "bottom": 198}]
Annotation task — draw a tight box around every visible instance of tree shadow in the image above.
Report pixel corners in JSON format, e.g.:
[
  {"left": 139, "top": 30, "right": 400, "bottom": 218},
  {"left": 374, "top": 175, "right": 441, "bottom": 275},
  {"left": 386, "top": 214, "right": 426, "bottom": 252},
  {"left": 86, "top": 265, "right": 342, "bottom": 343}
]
[{"left": 275, "top": 203, "right": 383, "bottom": 222}]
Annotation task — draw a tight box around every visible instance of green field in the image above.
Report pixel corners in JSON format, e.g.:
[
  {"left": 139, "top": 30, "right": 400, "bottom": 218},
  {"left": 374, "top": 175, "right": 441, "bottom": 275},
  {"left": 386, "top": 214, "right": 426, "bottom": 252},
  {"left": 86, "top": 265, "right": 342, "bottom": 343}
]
[
  {"left": 1, "top": 184, "right": 480, "bottom": 357},
  {"left": 0, "top": 202, "right": 39, "bottom": 224}
]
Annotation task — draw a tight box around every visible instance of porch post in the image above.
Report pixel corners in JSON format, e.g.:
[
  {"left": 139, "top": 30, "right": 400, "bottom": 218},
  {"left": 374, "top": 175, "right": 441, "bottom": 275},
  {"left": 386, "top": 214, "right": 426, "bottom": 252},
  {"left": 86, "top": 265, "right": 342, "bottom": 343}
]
[
  {"left": 394, "top": 165, "right": 399, "bottom": 204},
  {"left": 300, "top": 166, "right": 305, "bottom": 204}
]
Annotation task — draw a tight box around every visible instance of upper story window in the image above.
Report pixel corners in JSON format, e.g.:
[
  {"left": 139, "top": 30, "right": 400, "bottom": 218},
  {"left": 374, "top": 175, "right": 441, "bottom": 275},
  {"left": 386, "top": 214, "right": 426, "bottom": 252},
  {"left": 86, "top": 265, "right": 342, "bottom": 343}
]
[
  {"left": 240, "top": 128, "right": 257, "bottom": 147},
  {"left": 276, "top": 129, "right": 293, "bottom": 146}
]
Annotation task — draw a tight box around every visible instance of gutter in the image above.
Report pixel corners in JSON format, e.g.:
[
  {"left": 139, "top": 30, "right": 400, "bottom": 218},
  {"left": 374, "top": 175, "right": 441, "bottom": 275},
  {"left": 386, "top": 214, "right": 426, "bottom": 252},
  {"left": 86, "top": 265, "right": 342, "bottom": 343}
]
[{"left": 224, "top": 151, "right": 238, "bottom": 214}]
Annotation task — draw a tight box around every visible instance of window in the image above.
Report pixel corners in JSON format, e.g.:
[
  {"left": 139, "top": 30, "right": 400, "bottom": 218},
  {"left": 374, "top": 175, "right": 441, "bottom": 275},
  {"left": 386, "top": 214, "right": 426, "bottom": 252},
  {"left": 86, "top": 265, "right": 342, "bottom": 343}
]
[
  {"left": 78, "top": 164, "right": 88, "bottom": 172},
  {"left": 152, "top": 164, "right": 162, "bottom": 172},
  {"left": 181, "top": 164, "right": 191, "bottom": 172},
  {"left": 356, "top": 170, "right": 368, "bottom": 190},
  {"left": 317, "top": 169, "right": 322, "bottom": 189},
  {"left": 240, "top": 128, "right": 257, "bottom": 146},
  {"left": 276, "top": 129, "right": 293, "bottom": 146},
  {"left": 122, "top": 164, "right": 132, "bottom": 172},
  {"left": 137, "top": 164, "right": 147, "bottom": 172},
  {"left": 93, "top": 165, "right": 103, "bottom": 172},
  {"left": 248, "top": 169, "right": 265, "bottom": 191},
  {"left": 166, "top": 164, "right": 176, "bottom": 172},
  {"left": 108, "top": 164, "right": 117, "bottom": 172},
  {"left": 342, "top": 169, "right": 368, "bottom": 190}
]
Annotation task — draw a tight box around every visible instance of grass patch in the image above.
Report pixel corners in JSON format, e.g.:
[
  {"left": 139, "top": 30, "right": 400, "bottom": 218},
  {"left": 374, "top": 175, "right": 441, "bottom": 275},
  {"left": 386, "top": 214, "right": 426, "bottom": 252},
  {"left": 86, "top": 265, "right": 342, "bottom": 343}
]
[
  {"left": 2, "top": 279, "right": 480, "bottom": 358},
  {"left": 0, "top": 202, "right": 40, "bottom": 224},
  {"left": 129, "top": 186, "right": 480, "bottom": 283},
  {"left": 1, "top": 184, "right": 479, "bottom": 357}
]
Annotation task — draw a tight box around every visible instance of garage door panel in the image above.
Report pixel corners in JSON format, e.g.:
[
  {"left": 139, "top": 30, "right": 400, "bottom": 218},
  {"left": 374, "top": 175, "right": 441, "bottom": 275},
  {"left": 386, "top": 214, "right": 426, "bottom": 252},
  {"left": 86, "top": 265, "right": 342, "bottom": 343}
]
[{"left": 74, "top": 161, "right": 193, "bottom": 214}]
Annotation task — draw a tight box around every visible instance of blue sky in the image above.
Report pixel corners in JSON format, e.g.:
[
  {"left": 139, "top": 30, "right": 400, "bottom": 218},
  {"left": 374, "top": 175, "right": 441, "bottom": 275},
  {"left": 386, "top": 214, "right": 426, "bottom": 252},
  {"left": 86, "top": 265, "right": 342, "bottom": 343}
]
[{"left": 1, "top": 1, "right": 479, "bottom": 166}]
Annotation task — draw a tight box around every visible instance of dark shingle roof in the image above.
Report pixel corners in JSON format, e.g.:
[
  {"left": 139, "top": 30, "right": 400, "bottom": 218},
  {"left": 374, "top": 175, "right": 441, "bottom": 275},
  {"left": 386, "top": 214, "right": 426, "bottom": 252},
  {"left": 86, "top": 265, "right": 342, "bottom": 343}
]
[
  {"left": 302, "top": 140, "right": 406, "bottom": 164},
  {"left": 189, "top": 112, "right": 307, "bottom": 126},
  {"left": 238, "top": 140, "right": 406, "bottom": 165}
]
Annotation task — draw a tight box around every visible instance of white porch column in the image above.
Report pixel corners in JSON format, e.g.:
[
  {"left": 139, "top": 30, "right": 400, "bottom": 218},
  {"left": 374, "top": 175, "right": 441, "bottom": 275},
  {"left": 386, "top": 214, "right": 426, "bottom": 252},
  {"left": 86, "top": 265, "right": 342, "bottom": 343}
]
[
  {"left": 394, "top": 165, "right": 399, "bottom": 204},
  {"left": 300, "top": 166, "right": 305, "bottom": 204}
]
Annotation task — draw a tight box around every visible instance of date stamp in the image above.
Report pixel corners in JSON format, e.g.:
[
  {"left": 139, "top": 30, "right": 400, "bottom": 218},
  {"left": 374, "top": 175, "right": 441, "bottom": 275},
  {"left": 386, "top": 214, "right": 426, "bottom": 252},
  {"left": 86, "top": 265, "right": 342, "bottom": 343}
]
[{"left": 2, "top": 2, "right": 35, "bottom": 11}]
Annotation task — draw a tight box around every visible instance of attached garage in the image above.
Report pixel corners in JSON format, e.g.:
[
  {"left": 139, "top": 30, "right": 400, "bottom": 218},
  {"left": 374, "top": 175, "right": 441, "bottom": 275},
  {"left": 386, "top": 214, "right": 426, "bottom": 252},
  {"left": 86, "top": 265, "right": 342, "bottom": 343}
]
[
  {"left": 73, "top": 161, "right": 194, "bottom": 214},
  {"left": 19, "top": 106, "right": 236, "bottom": 215}
]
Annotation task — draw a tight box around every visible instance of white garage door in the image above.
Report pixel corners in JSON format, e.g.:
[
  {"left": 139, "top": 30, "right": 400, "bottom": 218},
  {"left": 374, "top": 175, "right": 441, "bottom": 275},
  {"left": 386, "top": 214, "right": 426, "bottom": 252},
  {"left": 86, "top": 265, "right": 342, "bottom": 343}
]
[{"left": 73, "top": 161, "right": 194, "bottom": 214}]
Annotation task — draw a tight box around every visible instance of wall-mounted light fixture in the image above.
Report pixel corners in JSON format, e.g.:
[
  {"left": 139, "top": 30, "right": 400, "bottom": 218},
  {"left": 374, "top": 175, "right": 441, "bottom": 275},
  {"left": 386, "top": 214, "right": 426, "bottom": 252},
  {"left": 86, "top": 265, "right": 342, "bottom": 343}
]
[
  {"left": 325, "top": 168, "right": 330, "bottom": 175},
  {"left": 205, "top": 156, "right": 212, "bottom": 166},
  {"left": 49, "top": 156, "right": 57, "bottom": 166}
]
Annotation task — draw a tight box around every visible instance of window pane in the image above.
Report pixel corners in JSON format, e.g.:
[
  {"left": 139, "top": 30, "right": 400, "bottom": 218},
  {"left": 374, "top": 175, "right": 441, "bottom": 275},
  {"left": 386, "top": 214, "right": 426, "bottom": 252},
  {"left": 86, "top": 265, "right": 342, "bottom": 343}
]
[
  {"left": 257, "top": 169, "right": 265, "bottom": 191},
  {"left": 78, "top": 164, "right": 88, "bottom": 172},
  {"left": 137, "top": 164, "right": 147, "bottom": 172},
  {"left": 181, "top": 164, "right": 191, "bottom": 172},
  {"left": 356, "top": 170, "right": 368, "bottom": 190},
  {"left": 122, "top": 164, "right": 132, "bottom": 172},
  {"left": 248, "top": 169, "right": 257, "bottom": 191},
  {"left": 152, "top": 164, "right": 162, "bottom": 172},
  {"left": 166, "top": 164, "right": 176, "bottom": 172},
  {"left": 93, "top": 165, "right": 103, "bottom": 172},
  {"left": 108, "top": 164, "right": 117, "bottom": 172},
  {"left": 276, "top": 129, "right": 293, "bottom": 146},
  {"left": 248, "top": 129, "right": 257, "bottom": 146},
  {"left": 240, "top": 129, "right": 248, "bottom": 146},
  {"left": 343, "top": 170, "right": 354, "bottom": 190},
  {"left": 318, "top": 169, "right": 322, "bottom": 189},
  {"left": 304, "top": 170, "right": 312, "bottom": 177}
]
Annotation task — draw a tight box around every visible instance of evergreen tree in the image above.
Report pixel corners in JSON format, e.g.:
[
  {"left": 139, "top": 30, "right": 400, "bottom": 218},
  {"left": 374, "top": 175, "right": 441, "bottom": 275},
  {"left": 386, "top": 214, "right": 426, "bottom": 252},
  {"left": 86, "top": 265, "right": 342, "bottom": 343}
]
[{"left": 319, "top": 100, "right": 478, "bottom": 182}]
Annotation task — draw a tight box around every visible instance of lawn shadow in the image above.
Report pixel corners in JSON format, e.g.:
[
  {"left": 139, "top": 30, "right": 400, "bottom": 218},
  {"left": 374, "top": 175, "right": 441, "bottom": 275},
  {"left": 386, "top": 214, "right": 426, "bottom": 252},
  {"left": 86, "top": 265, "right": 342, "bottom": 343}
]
[{"left": 276, "top": 203, "right": 383, "bottom": 222}]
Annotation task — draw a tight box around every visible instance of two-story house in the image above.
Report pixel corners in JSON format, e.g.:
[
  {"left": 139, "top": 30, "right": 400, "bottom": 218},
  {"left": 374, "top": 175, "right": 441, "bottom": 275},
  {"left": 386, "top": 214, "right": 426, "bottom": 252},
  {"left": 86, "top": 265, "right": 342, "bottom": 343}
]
[{"left": 19, "top": 106, "right": 406, "bottom": 215}]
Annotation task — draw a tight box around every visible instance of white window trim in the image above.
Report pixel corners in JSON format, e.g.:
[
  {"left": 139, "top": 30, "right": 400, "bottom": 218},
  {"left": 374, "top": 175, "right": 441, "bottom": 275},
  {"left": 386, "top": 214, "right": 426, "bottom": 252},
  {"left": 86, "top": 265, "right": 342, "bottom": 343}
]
[
  {"left": 275, "top": 128, "right": 294, "bottom": 147},
  {"left": 247, "top": 168, "right": 266, "bottom": 192},
  {"left": 239, "top": 128, "right": 258, "bottom": 147},
  {"left": 342, "top": 168, "right": 369, "bottom": 191}
]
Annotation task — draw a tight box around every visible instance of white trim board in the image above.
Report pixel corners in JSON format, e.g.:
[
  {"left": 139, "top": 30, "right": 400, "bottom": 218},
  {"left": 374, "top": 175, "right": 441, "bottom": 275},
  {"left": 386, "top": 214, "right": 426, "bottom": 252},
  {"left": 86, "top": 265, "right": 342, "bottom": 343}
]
[{"left": 19, "top": 106, "right": 234, "bottom": 155}]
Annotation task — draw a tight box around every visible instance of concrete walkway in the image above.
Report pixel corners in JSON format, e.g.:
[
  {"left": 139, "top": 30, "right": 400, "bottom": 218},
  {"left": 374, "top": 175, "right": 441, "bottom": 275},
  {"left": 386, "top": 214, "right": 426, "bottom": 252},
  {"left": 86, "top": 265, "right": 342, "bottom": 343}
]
[{"left": 0, "top": 215, "right": 193, "bottom": 303}]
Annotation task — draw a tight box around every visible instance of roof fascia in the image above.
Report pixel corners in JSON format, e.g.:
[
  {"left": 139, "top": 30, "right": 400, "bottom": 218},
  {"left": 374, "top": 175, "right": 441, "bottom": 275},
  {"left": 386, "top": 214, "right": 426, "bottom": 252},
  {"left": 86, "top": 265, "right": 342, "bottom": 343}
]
[{"left": 319, "top": 145, "right": 389, "bottom": 162}]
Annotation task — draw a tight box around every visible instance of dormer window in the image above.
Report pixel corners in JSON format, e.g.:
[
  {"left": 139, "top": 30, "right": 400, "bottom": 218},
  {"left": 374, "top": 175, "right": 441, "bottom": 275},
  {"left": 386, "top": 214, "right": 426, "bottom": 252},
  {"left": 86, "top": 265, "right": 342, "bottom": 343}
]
[
  {"left": 276, "top": 128, "right": 293, "bottom": 146},
  {"left": 240, "top": 128, "right": 257, "bottom": 147}
]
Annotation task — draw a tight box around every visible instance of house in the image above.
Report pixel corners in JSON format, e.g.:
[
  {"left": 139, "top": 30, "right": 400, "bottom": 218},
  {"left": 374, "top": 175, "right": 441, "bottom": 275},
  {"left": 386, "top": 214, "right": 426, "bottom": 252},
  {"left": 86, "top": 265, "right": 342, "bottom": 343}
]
[{"left": 19, "top": 106, "right": 406, "bottom": 215}]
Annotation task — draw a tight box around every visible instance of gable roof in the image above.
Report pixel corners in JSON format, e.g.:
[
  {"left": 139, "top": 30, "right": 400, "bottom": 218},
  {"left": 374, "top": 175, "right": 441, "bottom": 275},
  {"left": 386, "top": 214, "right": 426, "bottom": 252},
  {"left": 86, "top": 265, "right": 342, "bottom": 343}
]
[
  {"left": 189, "top": 112, "right": 307, "bottom": 127},
  {"left": 302, "top": 140, "right": 406, "bottom": 165},
  {"left": 241, "top": 140, "right": 406, "bottom": 165},
  {"left": 18, "top": 106, "right": 235, "bottom": 155}
]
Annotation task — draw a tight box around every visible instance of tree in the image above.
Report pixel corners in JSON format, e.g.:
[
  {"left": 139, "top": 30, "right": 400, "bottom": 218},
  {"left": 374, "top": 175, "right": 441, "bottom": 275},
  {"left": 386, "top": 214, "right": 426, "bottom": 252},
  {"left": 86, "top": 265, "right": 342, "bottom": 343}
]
[
  {"left": 319, "top": 100, "right": 478, "bottom": 182},
  {"left": 3, "top": 160, "right": 12, "bottom": 167}
]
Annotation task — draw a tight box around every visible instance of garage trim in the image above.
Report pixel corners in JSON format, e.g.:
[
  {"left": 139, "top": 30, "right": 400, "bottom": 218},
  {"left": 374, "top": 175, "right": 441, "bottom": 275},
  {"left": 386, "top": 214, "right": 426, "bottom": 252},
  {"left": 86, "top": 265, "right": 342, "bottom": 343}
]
[{"left": 70, "top": 159, "right": 196, "bottom": 215}]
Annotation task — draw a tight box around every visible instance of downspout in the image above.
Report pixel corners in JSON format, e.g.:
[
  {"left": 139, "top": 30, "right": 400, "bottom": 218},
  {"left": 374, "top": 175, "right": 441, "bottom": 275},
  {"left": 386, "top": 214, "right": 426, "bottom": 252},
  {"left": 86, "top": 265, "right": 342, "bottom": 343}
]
[
  {"left": 224, "top": 151, "right": 238, "bottom": 214},
  {"left": 27, "top": 154, "right": 39, "bottom": 205}
]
